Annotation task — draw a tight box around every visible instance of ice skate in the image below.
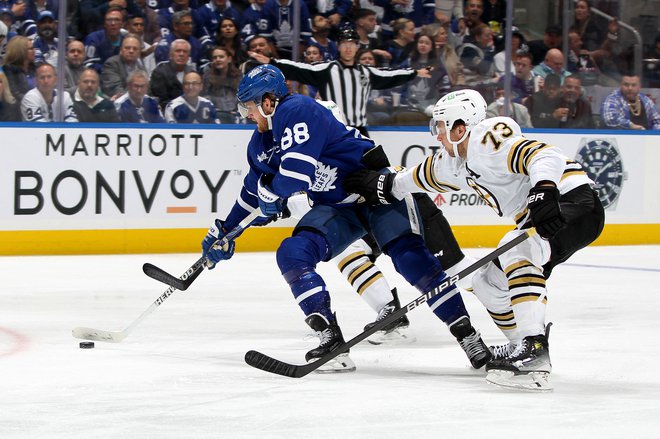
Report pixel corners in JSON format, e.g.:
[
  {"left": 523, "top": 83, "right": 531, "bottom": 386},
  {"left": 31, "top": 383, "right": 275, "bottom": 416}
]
[
  {"left": 485, "top": 333, "right": 552, "bottom": 392},
  {"left": 449, "top": 317, "right": 492, "bottom": 369},
  {"left": 364, "top": 289, "right": 415, "bottom": 345},
  {"left": 305, "top": 313, "right": 356, "bottom": 373}
]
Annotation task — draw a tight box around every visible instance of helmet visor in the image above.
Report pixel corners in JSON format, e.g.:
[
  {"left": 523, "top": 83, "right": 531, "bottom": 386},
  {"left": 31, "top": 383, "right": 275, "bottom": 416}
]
[
  {"left": 429, "top": 119, "right": 440, "bottom": 137},
  {"left": 238, "top": 101, "right": 250, "bottom": 118}
]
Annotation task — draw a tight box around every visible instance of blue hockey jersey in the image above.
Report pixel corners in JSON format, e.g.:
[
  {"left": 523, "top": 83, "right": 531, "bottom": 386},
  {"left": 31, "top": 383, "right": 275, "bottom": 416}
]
[{"left": 224, "top": 94, "right": 375, "bottom": 229}]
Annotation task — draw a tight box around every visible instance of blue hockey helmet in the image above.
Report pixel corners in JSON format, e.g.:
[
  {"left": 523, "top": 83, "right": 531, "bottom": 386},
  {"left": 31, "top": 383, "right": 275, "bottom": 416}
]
[{"left": 237, "top": 64, "right": 288, "bottom": 109}]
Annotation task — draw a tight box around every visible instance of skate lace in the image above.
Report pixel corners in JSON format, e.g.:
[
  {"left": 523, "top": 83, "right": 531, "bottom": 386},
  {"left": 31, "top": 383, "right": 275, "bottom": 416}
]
[
  {"left": 376, "top": 304, "right": 395, "bottom": 321},
  {"left": 509, "top": 338, "right": 529, "bottom": 359},
  {"left": 491, "top": 342, "right": 516, "bottom": 359},
  {"left": 458, "top": 330, "right": 484, "bottom": 358},
  {"left": 316, "top": 328, "right": 333, "bottom": 347}
]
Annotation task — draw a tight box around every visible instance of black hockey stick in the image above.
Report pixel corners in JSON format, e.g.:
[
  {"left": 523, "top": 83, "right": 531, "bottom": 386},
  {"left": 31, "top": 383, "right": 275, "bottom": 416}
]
[
  {"left": 244, "top": 230, "right": 533, "bottom": 378},
  {"left": 143, "top": 208, "right": 262, "bottom": 290}
]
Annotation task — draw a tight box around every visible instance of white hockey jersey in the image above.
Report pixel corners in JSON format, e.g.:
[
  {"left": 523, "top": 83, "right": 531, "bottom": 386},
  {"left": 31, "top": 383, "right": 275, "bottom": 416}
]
[
  {"left": 21, "top": 89, "right": 78, "bottom": 122},
  {"left": 393, "top": 116, "right": 593, "bottom": 226}
]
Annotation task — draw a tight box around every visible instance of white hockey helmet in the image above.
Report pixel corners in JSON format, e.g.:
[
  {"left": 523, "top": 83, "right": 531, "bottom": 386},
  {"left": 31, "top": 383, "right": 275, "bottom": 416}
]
[{"left": 429, "top": 89, "right": 487, "bottom": 146}]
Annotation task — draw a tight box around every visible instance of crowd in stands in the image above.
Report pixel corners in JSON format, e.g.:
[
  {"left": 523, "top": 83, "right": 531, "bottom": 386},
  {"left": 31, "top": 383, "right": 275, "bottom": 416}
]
[{"left": 0, "top": 0, "right": 658, "bottom": 129}]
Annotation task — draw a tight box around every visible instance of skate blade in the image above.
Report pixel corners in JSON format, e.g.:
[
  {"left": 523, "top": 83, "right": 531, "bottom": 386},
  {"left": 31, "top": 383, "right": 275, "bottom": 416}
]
[
  {"left": 486, "top": 370, "right": 553, "bottom": 392},
  {"left": 313, "top": 353, "right": 357, "bottom": 374},
  {"left": 367, "top": 328, "right": 416, "bottom": 345}
]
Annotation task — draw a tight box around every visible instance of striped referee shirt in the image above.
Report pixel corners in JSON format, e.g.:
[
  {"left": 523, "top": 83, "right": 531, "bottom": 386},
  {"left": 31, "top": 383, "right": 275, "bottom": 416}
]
[{"left": 272, "top": 59, "right": 417, "bottom": 128}]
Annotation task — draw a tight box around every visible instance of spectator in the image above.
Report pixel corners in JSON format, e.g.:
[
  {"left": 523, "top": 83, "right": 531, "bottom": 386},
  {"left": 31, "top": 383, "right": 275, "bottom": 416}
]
[
  {"left": 482, "top": 0, "right": 505, "bottom": 32},
  {"left": 601, "top": 73, "right": 660, "bottom": 130},
  {"left": 556, "top": 74, "right": 594, "bottom": 129},
  {"left": 16, "top": 0, "right": 60, "bottom": 38},
  {"left": 0, "top": 8, "right": 16, "bottom": 39},
  {"left": 156, "top": 0, "right": 197, "bottom": 35},
  {"left": 376, "top": 0, "right": 435, "bottom": 38},
  {"left": 202, "top": 45, "right": 242, "bottom": 123},
  {"left": 527, "top": 25, "right": 562, "bottom": 66},
  {"left": 83, "top": 6, "right": 126, "bottom": 72},
  {"left": 571, "top": 0, "right": 611, "bottom": 52},
  {"left": 165, "top": 70, "right": 219, "bottom": 123},
  {"left": 567, "top": 20, "right": 621, "bottom": 87},
  {"left": 238, "top": 0, "right": 268, "bottom": 42},
  {"left": 154, "top": 10, "right": 205, "bottom": 70},
  {"left": 354, "top": 8, "right": 382, "bottom": 53},
  {"left": 462, "top": 0, "right": 484, "bottom": 32},
  {"left": 260, "top": 0, "right": 312, "bottom": 59},
  {"left": 250, "top": 27, "right": 432, "bottom": 136},
  {"left": 0, "top": 68, "right": 20, "bottom": 120},
  {"left": 457, "top": 22, "right": 496, "bottom": 86},
  {"left": 308, "top": 14, "right": 337, "bottom": 61},
  {"left": 0, "top": 19, "right": 9, "bottom": 66},
  {"left": 101, "top": 34, "right": 147, "bottom": 99},
  {"left": 357, "top": 48, "right": 392, "bottom": 125},
  {"left": 195, "top": 0, "right": 241, "bottom": 46},
  {"left": 72, "top": 0, "right": 141, "bottom": 39},
  {"left": 305, "top": 0, "right": 351, "bottom": 28},
  {"left": 524, "top": 73, "right": 561, "bottom": 128},
  {"left": 125, "top": 14, "right": 157, "bottom": 74},
  {"left": 3, "top": 36, "right": 36, "bottom": 104},
  {"left": 497, "top": 51, "right": 535, "bottom": 103},
  {"left": 132, "top": 0, "right": 161, "bottom": 44},
  {"left": 532, "top": 48, "right": 571, "bottom": 84},
  {"left": 63, "top": 40, "right": 86, "bottom": 95},
  {"left": 150, "top": 38, "right": 195, "bottom": 108},
  {"left": 428, "top": 22, "right": 464, "bottom": 86},
  {"left": 380, "top": 18, "right": 416, "bottom": 68},
  {"left": 212, "top": 17, "right": 247, "bottom": 66},
  {"left": 405, "top": 32, "right": 450, "bottom": 115},
  {"left": 32, "top": 10, "right": 58, "bottom": 66},
  {"left": 239, "top": 34, "right": 277, "bottom": 74},
  {"left": 493, "top": 27, "right": 526, "bottom": 77},
  {"left": 21, "top": 63, "right": 77, "bottom": 122},
  {"left": 434, "top": 0, "right": 463, "bottom": 25},
  {"left": 73, "top": 68, "right": 121, "bottom": 122},
  {"left": 486, "top": 83, "right": 533, "bottom": 127},
  {"left": 115, "top": 69, "right": 165, "bottom": 122}
]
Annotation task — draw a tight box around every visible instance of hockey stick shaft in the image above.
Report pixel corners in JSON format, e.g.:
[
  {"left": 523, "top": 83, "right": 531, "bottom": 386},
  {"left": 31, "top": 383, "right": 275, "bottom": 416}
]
[
  {"left": 245, "top": 230, "right": 533, "bottom": 378},
  {"left": 72, "top": 280, "right": 180, "bottom": 342},
  {"left": 143, "top": 208, "right": 262, "bottom": 290}
]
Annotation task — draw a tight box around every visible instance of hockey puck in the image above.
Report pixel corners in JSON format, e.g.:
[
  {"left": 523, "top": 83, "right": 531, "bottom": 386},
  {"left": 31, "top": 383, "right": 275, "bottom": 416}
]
[{"left": 79, "top": 341, "right": 95, "bottom": 349}]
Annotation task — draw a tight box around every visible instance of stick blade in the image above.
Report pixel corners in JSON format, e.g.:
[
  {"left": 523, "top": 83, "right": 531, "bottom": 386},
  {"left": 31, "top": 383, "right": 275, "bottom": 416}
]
[
  {"left": 72, "top": 327, "right": 125, "bottom": 343},
  {"left": 244, "top": 350, "right": 312, "bottom": 378}
]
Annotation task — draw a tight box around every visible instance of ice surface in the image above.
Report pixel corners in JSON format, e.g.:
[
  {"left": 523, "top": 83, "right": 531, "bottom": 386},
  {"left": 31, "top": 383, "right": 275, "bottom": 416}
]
[{"left": 1, "top": 246, "right": 659, "bottom": 438}]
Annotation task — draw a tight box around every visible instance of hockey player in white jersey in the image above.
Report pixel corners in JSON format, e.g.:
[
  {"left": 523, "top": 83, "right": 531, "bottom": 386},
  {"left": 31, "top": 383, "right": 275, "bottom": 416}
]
[{"left": 345, "top": 89, "right": 605, "bottom": 390}]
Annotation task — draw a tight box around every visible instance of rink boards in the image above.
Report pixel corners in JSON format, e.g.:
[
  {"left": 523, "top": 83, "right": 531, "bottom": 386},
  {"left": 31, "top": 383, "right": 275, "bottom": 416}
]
[{"left": 0, "top": 123, "right": 658, "bottom": 255}]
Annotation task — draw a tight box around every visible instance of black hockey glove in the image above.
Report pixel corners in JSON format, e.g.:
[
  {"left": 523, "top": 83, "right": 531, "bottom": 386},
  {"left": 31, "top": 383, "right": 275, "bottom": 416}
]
[
  {"left": 527, "top": 182, "right": 565, "bottom": 239},
  {"left": 343, "top": 169, "right": 397, "bottom": 205}
]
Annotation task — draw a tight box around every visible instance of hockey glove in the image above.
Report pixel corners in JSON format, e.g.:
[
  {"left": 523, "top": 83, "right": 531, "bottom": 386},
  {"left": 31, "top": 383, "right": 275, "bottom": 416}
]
[
  {"left": 343, "top": 169, "right": 397, "bottom": 205},
  {"left": 527, "top": 182, "right": 566, "bottom": 239},
  {"left": 202, "top": 219, "right": 236, "bottom": 269},
  {"left": 257, "top": 175, "right": 284, "bottom": 216}
]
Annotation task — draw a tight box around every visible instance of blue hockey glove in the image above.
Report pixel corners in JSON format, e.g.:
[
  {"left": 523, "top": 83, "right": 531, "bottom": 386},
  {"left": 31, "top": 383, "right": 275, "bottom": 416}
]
[
  {"left": 201, "top": 219, "right": 235, "bottom": 269},
  {"left": 527, "top": 182, "right": 566, "bottom": 239},
  {"left": 257, "top": 176, "right": 283, "bottom": 216}
]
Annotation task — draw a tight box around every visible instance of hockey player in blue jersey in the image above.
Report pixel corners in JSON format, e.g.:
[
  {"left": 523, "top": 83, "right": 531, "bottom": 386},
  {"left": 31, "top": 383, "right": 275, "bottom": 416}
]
[{"left": 201, "top": 64, "right": 492, "bottom": 372}]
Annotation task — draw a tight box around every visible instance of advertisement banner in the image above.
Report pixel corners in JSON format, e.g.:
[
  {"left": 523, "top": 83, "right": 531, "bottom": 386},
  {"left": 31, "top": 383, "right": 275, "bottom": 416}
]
[{"left": 1, "top": 124, "right": 658, "bottom": 253}]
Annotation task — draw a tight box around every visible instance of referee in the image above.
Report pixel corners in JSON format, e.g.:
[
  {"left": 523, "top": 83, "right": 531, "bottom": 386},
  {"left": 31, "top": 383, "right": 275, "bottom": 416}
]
[{"left": 248, "top": 28, "right": 432, "bottom": 136}]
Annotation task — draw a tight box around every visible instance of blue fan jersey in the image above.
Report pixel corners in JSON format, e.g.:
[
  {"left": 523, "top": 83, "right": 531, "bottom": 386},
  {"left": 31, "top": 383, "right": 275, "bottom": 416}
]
[
  {"left": 165, "top": 96, "right": 220, "bottom": 124},
  {"left": 224, "top": 94, "right": 375, "bottom": 229}
]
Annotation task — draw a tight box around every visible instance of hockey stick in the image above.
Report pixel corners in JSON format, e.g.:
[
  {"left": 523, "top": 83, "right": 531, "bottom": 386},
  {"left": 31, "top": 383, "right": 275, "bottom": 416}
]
[
  {"left": 142, "top": 208, "right": 262, "bottom": 290},
  {"left": 71, "top": 266, "right": 204, "bottom": 343},
  {"left": 244, "top": 230, "right": 532, "bottom": 378}
]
